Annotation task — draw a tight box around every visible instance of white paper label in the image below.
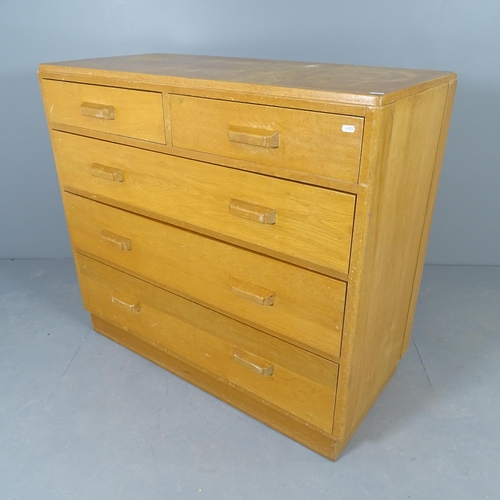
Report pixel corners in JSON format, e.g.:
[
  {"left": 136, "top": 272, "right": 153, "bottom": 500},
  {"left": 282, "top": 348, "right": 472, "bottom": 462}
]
[{"left": 342, "top": 125, "right": 356, "bottom": 133}]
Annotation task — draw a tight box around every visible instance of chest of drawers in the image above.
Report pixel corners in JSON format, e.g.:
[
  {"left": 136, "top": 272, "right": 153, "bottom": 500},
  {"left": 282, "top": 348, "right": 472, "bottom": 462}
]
[{"left": 39, "top": 54, "right": 456, "bottom": 460}]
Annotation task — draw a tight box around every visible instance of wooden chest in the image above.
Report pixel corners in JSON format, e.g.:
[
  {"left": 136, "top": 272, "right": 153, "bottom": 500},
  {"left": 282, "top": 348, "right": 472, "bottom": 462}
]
[{"left": 38, "top": 54, "right": 456, "bottom": 460}]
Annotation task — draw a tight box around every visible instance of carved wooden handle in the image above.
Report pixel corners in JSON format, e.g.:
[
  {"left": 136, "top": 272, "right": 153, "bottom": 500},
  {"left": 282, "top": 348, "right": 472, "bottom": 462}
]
[
  {"left": 111, "top": 296, "right": 141, "bottom": 312},
  {"left": 80, "top": 102, "right": 115, "bottom": 120},
  {"left": 229, "top": 199, "right": 277, "bottom": 225},
  {"left": 100, "top": 229, "right": 131, "bottom": 251},
  {"left": 230, "top": 279, "right": 274, "bottom": 306},
  {"left": 90, "top": 163, "right": 124, "bottom": 182},
  {"left": 233, "top": 347, "right": 274, "bottom": 376},
  {"left": 228, "top": 125, "right": 279, "bottom": 148}
]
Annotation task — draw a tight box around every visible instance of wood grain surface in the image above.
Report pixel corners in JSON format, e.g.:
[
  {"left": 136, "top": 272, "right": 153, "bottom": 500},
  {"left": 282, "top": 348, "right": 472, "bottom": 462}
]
[
  {"left": 64, "top": 193, "right": 346, "bottom": 358},
  {"left": 170, "top": 95, "right": 363, "bottom": 183},
  {"left": 78, "top": 254, "right": 339, "bottom": 432},
  {"left": 40, "top": 53, "right": 455, "bottom": 106},
  {"left": 41, "top": 79, "right": 165, "bottom": 143},
  {"left": 39, "top": 53, "right": 456, "bottom": 459},
  {"left": 334, "top": 83, "right": 455, "bottom": 453},
  {"left": 91, "top": 314, "right": 342, "bottom": 459},
  {"left": 52, "top": 131, "right": 356, "bottom": 274}
]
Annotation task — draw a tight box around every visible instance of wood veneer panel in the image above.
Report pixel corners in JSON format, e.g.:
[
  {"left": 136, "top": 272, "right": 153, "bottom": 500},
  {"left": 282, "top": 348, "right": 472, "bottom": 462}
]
[
  {"left": 40, "top": 53, "right": 455, "bottom": 106},
  {"left": 52, "top": 131, "right": 356, "bottom": 274},
  {"left": 78, "top": 254, "right": 338, "bottom": 432},
  {"left": 334, "top": 84, "right": 452, "bottom": 447},
  {"left": 170, "top": 95, "right": 363, "bottom": 184},
  {"left": 91, "top": 314, "right": 341, "bottom": 460},
  {"left": 64, "top": 193, "right": 346, "bottom": 358},
  {"left": 41, "top": 79, "right": 165, "bottom": 143},
  {"left": 401, "top": 79, "right": 457, "bottom": 356},
  {"left": 38, "top": 54, "right": 456, "bottom": 459}
]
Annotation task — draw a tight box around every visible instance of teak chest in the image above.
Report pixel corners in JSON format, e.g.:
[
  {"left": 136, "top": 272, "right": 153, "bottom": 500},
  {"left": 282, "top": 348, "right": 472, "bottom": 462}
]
[{"left": 39, "top": 54, "right": 456, "bottom": 460}]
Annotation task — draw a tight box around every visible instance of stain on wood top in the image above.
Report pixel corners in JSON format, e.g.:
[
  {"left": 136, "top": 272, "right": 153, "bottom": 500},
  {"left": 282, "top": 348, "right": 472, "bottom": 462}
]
[{"left": 39, "top": 53, "right": 456, "bottom": 106}]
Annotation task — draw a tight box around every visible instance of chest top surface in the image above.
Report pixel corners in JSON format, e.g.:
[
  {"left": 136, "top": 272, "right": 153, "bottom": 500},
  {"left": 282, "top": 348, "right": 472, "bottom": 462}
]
[{"left": 39, "top": 53, "right": 455, "bottom": 106}]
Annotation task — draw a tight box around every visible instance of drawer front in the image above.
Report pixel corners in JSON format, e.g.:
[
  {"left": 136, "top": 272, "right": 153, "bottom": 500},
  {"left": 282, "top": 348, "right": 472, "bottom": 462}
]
[
  {"left": 76, "top": 253, "right": 339, "bottom": 432},
  {"left": 53, "top": 131, "right": 355, "bottom": 274},
  {"left": 65, "top": 193, "right": 346, "bottom": 358},
  {"left": 170, "top": 95, "right": 364, "bottom": 183},
  {"left": 41, "top": 79, "right": 165, "bottom": 143}
]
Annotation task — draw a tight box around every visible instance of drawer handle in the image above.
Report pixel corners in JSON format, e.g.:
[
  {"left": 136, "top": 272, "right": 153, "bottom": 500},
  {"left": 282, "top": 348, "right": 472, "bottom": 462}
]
[
  {"left": 111, "top": 296, "right": 141, "bottom": 312},
  {"left": 100, "top": 229, "right": 131, "bottom": 251},
  {"left": 90, "top": 163, "right": 124, "bottom": 182},
  {"left": 229, "top": 199, "right": 277, "bottom": 225},
  {"left": 80, "top": 102, "right": 115, "bottom": 120},
  {"left": 230, "top": 279, "right": 274, "bottom": 306},
  {"left": 228, "top": 125, "right": 280, "bottom": 149},
  {"left": 233, "top": 347, "right": 274, "bottom": 377}
]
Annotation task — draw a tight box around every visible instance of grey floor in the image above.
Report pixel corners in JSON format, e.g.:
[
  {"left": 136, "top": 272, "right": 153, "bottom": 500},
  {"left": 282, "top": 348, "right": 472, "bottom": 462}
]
[{"left": 0, "top": 259, "right": 498, "bottom": 500}]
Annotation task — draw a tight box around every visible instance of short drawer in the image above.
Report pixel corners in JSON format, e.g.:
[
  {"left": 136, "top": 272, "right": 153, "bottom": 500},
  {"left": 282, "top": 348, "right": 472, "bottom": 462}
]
[
  {"left": 64, "top": 193, "right": 346, "bottom": 358},
  {"left": 41, "top": 79, "right": 165, "bottom": 143},
  {"left": 76, "top": 253, "right": 339, "bottom": 432},
  {"left": 53, "top": 131, "right": 355, "bottom": 274},
  {"left": 170, "top": 95, "right": 363, "bottom": 183}
]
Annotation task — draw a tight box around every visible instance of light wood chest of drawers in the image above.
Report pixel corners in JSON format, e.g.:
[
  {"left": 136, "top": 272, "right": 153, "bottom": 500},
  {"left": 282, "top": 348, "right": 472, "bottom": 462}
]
[{"left": 39, "top": 54, "right": 456, "bottom": 460}]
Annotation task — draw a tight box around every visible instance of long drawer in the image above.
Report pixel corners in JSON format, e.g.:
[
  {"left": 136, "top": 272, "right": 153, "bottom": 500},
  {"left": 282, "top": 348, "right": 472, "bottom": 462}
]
[
  {"left": 41, "top": 80, "right": 166, "bottom": 143},
  {"left": 170, "top": 95, "right": 364, "bottom": 183},
  {"left": 53, "top": 131, "right": 355, "bottom": 274},
  {"left": 64, "top": 193, "right": 346, "bottom": 358},
  {"left": 76, "top": 253, "right": 339, "bottom": 432}
]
